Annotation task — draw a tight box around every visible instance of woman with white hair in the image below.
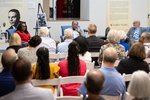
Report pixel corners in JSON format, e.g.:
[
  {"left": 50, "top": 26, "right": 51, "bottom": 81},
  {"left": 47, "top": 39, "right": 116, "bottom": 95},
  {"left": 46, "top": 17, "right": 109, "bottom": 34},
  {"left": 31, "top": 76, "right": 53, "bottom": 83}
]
[
  {"left": 98, "top": 30, "right": 126, "bottom": 66},
  {"left": 128, "top": 70, "right": 150, "bottom": 100},
  {"left": 118, "top": 30, "right": 130, "bottom": 51}
]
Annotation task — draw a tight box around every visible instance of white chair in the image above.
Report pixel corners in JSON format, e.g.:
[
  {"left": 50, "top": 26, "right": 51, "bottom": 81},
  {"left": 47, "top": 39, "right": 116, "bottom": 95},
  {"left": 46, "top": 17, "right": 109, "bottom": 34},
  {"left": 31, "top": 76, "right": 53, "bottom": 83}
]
[
  {"left": 86, "top": 61, "right": 95, "bottom": 71},
  {"left": 123, "top": 73, "right": 132, "bottom": 82},
  {"left": 125, "top": 92, "right": 134, "bottom": 100},
  {"left": 58, "top": 53, "right": 68, "bottom": 60},
  {"left": 102, "top": 94, "right": 122, "bottom": 100},
  {"left": 58, "top": 76, "right": 85, "bottom": 96},
  {"left": 49, "top": 53, "right": 59, "bottom": 62},
  {"left": 114, "top": 60, "right": 120, "bottom": 67},
  {"left": 56, "top": 96, "right": 82, "bottom": 100},
  {"left": 90, "top": 52, "right": 99, "bottom": 57},
  {"left": 32, "top": 78, "right": 59, "bottom": 96}
]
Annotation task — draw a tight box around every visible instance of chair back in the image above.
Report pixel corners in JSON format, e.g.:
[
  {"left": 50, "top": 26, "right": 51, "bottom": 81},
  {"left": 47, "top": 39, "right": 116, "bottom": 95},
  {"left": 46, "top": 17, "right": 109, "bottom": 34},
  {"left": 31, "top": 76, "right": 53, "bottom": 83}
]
[
  {"left": 86, "top": 61, "right": 95, "bottom": 71},
  {"left": 114, "top": 60, "right": 120, "bottom": 67},
  {"left": 123, "top": 73, "right": 132, "bottom": 82},
  {"left": 49, "top": 53, "right": 59, "bottom": 62},
  {"left": 102, "top": 94, "right": 121, "bottom": 100},
  {"left": 6, "top": 28, "right": 17, "bottom": 39},
  {"left": 58, "top": 53, "right": 68, "bottom": 59},
  {"left": 90, "top": 52, "right": 99, "bottom": 57},
  {"left": 125, "top": 92, "right": 134, "bottom": 100},
  {"left": 56, "top": 96, "right": 82, "bottom": 100}
]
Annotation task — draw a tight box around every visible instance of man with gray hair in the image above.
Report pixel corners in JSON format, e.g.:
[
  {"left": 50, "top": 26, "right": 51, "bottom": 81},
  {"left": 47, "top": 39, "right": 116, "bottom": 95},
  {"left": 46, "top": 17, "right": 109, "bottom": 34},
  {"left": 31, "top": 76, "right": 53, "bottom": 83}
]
[
  {"left": 0, "top": 49, "right": 17, "bottom": 97},
  {"left": 84, "top": 69, "right": 106, "bottom": 100},
  {"left": 78, "top": 47, "right": 126, "bottom": 100},
  {"left": 56, "top": 28, "right": 73, "bottom": 53},
  {"left": 37, "top": 27, "right": 56, "bottom": 55},
  {"left": 139, "top": 32, "right": 150, "bottom": 57}
]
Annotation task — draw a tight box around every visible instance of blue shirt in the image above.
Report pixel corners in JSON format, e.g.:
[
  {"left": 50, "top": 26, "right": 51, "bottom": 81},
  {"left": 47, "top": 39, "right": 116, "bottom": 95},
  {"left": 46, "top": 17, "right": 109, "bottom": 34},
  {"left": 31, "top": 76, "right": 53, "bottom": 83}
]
[
  {"left": 0, "top": 69, "right": 15, "bottom": 97},
  {"left": 56, "top": 39, "right": 72, "bottom": 53},
  {"left": 78, "top": 66, "right": 126, "bottom": 100},
  {"left": 119, "top": 40, "right": 130, "bottom": 51},
  {"left": 133, "top": 28, "right": 140, "bottom": 40}
]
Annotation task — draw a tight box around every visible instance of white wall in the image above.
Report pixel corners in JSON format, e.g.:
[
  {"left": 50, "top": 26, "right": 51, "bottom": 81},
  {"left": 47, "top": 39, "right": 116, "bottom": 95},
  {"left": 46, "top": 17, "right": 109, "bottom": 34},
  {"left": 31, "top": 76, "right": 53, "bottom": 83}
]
[{"left": 26, "top": 0, "right": 149, "bottom": 42}]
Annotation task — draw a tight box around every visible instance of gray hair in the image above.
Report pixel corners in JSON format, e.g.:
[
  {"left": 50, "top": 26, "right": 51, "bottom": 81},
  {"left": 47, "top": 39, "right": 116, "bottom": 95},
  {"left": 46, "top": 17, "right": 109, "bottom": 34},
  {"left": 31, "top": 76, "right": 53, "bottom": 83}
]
[
  {"left": 64, "top": 28, "right": 73, "bottom": 39},
  {"left": 141, "top": 32, "right": 150, "bottom": 41},
  {"left": 118, "top": 30, "right": 127, "bottom": 41},
  {"left": 107, "top": 30, "right": 120, "bottom": 44},
  {"left": 39, "top": 27, "right": 49, "bottom": 37},
  {"left": 127, "top": 70, "right": 150, "bottom": 99}
]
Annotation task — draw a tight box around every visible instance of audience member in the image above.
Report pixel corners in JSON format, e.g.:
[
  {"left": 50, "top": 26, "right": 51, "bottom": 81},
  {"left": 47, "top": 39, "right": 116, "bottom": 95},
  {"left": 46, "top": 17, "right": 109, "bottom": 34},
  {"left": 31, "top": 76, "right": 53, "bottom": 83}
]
[
  {"left": 74, "top": 36, "right": 92, "bottom": 62},
  {"left": 37, "top": 27, "right": 56, "bottom": 54},
  {"left": 32, "top": 47, "right": 60, "bottom": 93},
  {"left": 86, "top": 24, "right": 104, "bottom": 66},
  {"left": 139, "top": 32, "right": 150, "bottom": 58},
  {"left": 116, "top": 42, "right": 149, "bottom": 88},
  {"left": 56, "top": 28, "right": 73, "bottom": 53},
  {"left": 0, "top": 57, "right": 54, "bottom": 100},
  {"left": 118, "top": 30, "right": 130, "bottom": 51},
  {"left": 17, "top": 35, "right": 41, "bottom": 64},
  {"left": 16, "top": 23, "right": 31, "bottom": 43},
  {"left": 127, "top": 20, "right": 146, "bottom": 46},
  {"left": 0, "top": 49, "right": 17, "bottom": 97},
  {"left": 8, "top": 9, "right": 25, "bottom": 29},
  {"left": 84, "top": 69, "right": 106, "bottom": 100},
  {"left": 7, "top": 33, "right": 24, "bottom": 53},
  {"left": 71, "top": 21, "right": 86, "bottom": 39},
  {"left": 98, "top": 30, "right": 126, "bottom": 66},
  {"left": 78, "top": 47, "right": 126, "bottom": 100},
  {"left": 58, "top": 41, "right": 86, "bottom": 96},
  {"left": 127, "top": 71, "right": 150, "bottom": 100}
]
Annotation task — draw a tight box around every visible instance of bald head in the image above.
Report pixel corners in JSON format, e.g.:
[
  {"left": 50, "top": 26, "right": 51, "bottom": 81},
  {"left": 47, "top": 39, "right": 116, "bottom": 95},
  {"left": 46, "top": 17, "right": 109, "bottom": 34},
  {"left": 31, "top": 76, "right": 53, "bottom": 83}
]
[
  {"left": 85, "top": 69, "right": 105, "bottom": 94},
  {"left": 133, "top": 20, "right": 140, "bottom": 28},
  {"left": 103, "top": 47, "right": 117, "bottom": 63},
  {"left": 2, "top": 49, "right": 17, "bottom": 69}
]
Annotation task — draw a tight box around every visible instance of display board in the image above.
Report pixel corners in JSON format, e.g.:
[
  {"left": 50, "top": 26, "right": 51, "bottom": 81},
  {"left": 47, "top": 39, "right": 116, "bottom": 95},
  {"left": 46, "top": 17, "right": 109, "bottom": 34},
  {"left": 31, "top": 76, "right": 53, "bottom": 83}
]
[{"left": 106, "top": 0, "right": 132, "bottom": 31}]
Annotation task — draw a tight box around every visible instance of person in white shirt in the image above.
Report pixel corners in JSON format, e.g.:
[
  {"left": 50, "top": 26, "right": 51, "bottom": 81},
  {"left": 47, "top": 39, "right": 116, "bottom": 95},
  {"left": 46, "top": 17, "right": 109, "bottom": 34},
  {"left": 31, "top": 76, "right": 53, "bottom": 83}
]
[
  {"left": 0, "top": 57, "right": 54, "bottom": 100},
  {"left": 37, "top": 27, "right": 56, "bottom": 62}
]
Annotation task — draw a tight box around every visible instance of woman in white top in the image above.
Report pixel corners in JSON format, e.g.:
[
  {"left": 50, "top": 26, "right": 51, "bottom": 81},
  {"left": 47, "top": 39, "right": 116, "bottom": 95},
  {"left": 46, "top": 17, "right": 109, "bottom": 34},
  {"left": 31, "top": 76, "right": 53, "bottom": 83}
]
[{"left": 74, "top": 36, "right": 92, "bottom": 62}]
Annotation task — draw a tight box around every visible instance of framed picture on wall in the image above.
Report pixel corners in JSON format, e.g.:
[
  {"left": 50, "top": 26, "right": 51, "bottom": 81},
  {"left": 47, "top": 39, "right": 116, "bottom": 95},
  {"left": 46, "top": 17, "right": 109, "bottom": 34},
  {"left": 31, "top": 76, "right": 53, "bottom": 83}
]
[
  {"left": 0, "top": 32, "right": 8, "bottom": 41},
  {"left": 37, "top": 13, "right": 47, "bottom": 27}
]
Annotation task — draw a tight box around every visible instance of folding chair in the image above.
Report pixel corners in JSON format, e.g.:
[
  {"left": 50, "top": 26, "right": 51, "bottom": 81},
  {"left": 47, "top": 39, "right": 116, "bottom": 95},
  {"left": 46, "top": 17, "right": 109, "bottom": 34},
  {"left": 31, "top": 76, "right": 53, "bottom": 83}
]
[
  {"left": 102, "top": 94, "right": 122, "bottom": 100},
  {"left": 123, "top": 73, "right": 132, "bottom": 82}
]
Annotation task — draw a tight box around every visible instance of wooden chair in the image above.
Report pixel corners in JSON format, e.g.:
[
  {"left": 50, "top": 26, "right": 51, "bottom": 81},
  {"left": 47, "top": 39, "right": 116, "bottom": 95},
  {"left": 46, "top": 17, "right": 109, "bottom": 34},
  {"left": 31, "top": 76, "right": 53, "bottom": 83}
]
[
  {"left": 58, "top": 76, "right": 85, "bottom": 96},
  {"left": 90, "top": 52, "right": 99, "bottom": 57},
  {"left": 125, "top": 92, "right": 134, "bottom": 100},
  {"left": 102, "top": 94, "right": 122, "bottom": 100},
  {"left": 32, "top": 78, "right": 60, "bottom": 96},
  {"left": 123, "top": 73, "right": 132, "bottom": 82},
  {"left": 56, "top": 96, "right": 82, "bottom": 100}
]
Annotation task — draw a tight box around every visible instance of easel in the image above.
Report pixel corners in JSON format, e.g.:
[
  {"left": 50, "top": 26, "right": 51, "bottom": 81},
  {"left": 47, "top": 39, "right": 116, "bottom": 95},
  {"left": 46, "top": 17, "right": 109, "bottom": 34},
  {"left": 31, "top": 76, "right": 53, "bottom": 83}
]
[{"left": 33, "top": 3, "right": 51, "bottom": 37}]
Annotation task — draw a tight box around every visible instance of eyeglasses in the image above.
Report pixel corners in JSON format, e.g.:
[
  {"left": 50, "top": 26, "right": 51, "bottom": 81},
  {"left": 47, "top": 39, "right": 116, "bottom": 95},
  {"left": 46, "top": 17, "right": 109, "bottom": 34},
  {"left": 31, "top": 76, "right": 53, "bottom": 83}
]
[{"left": 133, "top": 22, "right": 138, "bottom": 24}]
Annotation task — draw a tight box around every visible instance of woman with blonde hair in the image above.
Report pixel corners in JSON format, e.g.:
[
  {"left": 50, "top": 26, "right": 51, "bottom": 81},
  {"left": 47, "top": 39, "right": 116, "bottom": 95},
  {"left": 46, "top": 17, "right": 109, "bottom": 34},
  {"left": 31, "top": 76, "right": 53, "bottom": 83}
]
[
  {"left": 128, "top": 70, "right": 150, "bottom": 100},
  {"left": 7, "top": 33, "right": 24, "bottom": 53},
  {"left": 118, "top": 30, "right": 130, "bottom": 51}
]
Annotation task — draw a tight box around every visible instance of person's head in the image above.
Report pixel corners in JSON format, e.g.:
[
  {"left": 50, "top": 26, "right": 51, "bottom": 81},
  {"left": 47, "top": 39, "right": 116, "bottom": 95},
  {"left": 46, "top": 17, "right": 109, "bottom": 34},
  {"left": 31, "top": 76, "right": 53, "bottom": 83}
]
[
  {"left": 2, "top": 49, "right": 17, "bottom": 69},
  {"left": 11, "top": 57, "right": 32, "bottom": 83},
  {"left": 118, "top": 30, "right": 127, "bottom": 41},
  {"left": 9, "top": 33, "right": 21, "bottom": 46},
  {"left": 36, "top": 47, "right": 50, "bottom": 79},
  {"left": 28, "top": 35, "right": 42, "bottom": 48},
  {"left": 133, "top": 20, "right": 140, "bottom": 28},
  {"left": 64, "top": 28, "right": 73, "bottom": 39},
  {"left": 39, "top": 27, "right": 49, "bottom": 37},
  {"left": 17, "top": 22, "right": 28, "bottom": 33},
  {"left": 88, "top": 24, "right": 97, "bottom": 34},
  {"left": 68, "top": 41, "right": 80, "bottom": 76},
  {"left": 8, "top": 9, "right": 20, "bottom": 27},
  {"left": 107, "top": 30, "right": 120, "bottom": 44},
  {"left": 72, "top": 21, "right": 78, "bottom": 30},
  {"left": 74, "top": 36, "right": 89, "bottom": 56},
  {"left": 127, "top": 71, "right": 150, "bottom": 99},
  {"left": 3, "top": 22, "right": 6, "bottom": 27},
  {"left": 139, "top": 32, "right": 150, "bottom": 43},
  {"left": 103, "top": 47, "right": 117, "bottom": 64},
  {"left": 128, "top": 42, "right": 146, "bottom": 60},
  {"left": 85, "top": 69, "right": 105, "bottom": 95}
]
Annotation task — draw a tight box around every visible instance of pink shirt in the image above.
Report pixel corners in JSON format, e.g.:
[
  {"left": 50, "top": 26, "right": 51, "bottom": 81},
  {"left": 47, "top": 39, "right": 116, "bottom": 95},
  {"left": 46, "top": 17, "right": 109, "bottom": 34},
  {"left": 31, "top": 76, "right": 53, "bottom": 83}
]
[{"left": 58, "top": 59, "right": 86, "bottom": 96}]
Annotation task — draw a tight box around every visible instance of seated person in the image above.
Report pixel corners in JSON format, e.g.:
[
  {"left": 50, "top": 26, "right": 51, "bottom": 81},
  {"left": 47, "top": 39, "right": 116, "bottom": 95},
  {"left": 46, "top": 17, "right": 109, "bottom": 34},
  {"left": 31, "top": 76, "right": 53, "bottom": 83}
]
[
  {"left": 16, "top": 23, "right": 31, "bottom": 43},
  {"left": 7, "top": 33, "right": 24, "bottom": 53},
  {"left": 118, "top": 30, "right": 130, "bottom": 52},
  {"left": 17, "top": 35, "right": 41, "bottom": 64},
  {"left": 58, "top": 41, "right": 86, "bottom": 96},
  {"left": 32, "top": 47, "right": 60, "bottom": 93},
  {"left": 74, "top": 36, "right": 92, "bottom": 62}
]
